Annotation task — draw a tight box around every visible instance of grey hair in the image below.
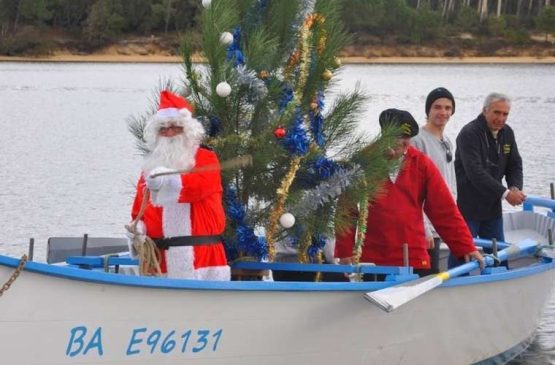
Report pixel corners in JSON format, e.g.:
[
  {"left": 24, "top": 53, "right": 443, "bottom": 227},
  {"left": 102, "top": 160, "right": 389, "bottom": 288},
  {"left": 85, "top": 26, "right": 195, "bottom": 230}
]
[{"left": 483, "top": 92, "right": 511, "bottom": 110}]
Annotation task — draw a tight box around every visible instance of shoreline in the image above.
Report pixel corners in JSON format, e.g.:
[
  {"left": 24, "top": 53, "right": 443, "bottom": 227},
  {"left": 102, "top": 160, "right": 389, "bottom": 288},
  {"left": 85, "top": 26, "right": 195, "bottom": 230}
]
[{"left": 1, "top": 53, "right": 554, "bottom": 64}]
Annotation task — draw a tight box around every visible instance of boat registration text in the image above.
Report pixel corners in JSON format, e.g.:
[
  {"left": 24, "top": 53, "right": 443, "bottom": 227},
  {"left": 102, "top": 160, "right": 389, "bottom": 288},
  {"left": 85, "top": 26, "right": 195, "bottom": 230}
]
[{"left": 66, "top": 325, "right": 224, "bottom": 358}]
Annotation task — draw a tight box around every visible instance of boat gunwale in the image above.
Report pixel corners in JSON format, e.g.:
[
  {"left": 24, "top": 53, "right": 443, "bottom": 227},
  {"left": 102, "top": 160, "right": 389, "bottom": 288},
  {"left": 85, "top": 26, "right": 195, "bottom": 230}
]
[{"left": 1, "top": 253, "right": 553, "bottom": 292}]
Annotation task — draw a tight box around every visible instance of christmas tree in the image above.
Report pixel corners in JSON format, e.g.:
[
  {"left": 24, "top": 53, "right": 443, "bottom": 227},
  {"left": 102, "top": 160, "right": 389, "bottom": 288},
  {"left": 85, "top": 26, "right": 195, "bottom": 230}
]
[{"left": 129, "top": 0, "right": 398, "bottom": 272}]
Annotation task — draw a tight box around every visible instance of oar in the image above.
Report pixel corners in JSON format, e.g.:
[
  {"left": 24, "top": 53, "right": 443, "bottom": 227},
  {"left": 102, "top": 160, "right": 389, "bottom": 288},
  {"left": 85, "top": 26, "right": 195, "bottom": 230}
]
[{"left": 364, "top": 239, "right": 539, "bottom": 312}]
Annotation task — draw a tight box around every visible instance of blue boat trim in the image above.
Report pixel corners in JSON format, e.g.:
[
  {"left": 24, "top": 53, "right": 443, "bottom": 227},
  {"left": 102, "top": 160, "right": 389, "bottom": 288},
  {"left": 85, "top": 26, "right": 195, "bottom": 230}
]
[
  {"left": 65, "top": 255, "right": 415, "bottom": 276},
  {"left": 1, "top": 254, "right": 554, "bottom": 292},
  {"left": 444, "top": 260, "right": 555, "bottom": 287},
  {"left": 523, "top": 194, "right": 555, "bottom": 212}
]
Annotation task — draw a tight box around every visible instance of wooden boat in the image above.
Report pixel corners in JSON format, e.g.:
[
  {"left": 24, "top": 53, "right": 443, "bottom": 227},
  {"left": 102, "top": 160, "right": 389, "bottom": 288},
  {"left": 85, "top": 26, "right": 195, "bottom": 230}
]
[{"left": 1, "top": 195, "right": 554, "bottom": 365}]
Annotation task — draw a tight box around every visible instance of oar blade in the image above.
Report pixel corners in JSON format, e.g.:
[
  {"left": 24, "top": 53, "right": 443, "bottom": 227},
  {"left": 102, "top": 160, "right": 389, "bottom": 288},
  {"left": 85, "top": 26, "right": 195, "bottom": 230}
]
[
  {"left": 364, "top": 275, "right": 443, "bottom": 312},
  {"left": 364, "top": 239, "right": 540, "bottom": 313}
]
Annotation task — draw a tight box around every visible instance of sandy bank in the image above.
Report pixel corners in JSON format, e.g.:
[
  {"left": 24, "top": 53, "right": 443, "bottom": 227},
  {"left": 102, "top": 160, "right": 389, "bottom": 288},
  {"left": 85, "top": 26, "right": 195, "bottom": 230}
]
[{"left": 1, "top": 53, "right": 554, "bottom": 64}]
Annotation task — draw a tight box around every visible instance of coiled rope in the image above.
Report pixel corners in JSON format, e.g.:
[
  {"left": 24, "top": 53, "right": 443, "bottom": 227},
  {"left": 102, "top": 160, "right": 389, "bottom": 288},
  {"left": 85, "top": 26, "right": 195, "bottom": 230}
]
[{"left": 125, "top": 189, "right": 162, "bottom": 276}]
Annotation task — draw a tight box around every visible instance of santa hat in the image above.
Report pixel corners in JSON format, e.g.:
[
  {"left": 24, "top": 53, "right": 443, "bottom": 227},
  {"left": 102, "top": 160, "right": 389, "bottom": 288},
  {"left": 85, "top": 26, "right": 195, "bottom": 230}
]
[
  {"left": 143, "top": 90, "right": 205, "bottom": 151},
  {"left": 156, "top": 90, "right": 194, "bottom": 119}
]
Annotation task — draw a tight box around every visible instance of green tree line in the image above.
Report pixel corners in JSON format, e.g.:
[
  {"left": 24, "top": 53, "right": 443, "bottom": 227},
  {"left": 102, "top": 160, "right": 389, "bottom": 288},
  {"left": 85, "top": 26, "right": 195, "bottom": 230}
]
[{"left": 0, "top": 0, "right": 553, "bottom": 56}]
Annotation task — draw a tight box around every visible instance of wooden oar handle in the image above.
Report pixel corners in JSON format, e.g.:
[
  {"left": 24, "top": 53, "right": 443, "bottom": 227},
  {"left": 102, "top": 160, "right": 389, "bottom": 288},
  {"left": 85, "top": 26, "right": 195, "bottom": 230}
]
[{"left": 150, "top": 155, "right": 253, "bottom": 178}]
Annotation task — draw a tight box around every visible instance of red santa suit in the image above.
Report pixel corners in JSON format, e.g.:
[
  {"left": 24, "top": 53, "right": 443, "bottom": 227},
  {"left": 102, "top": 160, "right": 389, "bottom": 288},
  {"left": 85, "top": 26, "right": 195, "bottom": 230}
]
[
  {"left": 130, "top": 90, "right": 230, "bottom": 280},
  {"left": 335, "top": 146, "right": 476, "bottom": 269},
  {"left": 132, "top": 146, "right": 230, "bottom": 280}
]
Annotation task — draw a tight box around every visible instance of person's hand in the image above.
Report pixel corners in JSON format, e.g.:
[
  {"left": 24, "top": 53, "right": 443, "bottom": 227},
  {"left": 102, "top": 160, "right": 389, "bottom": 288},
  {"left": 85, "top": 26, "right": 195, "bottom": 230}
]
[
  {"left": 146, "top": 167, "right": 175, "bottom": 191},
  {"left": 505, "top": 188, "right": 526, "bottom": 206},
  {"left": 125, "top": 221, "right": 146, "bottom": 258},
  {"left": 426, "top": 235, "right": 434, "bottom": 249},
  {"left": 464, "top": 250, "right": 485, "bottom": 270}
]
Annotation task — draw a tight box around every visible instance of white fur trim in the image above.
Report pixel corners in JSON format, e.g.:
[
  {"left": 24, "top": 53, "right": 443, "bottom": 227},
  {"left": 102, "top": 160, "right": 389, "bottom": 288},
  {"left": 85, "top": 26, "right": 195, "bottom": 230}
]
[
  {"left": 161, "top": 201, "right": 194, "bottom": 278},
  {"left": 157, "top": 108, "right": 180, "bottom": 118},
  {"left": 151, "top": 174, "right": 182, "bottom": 205},
  {"left": 157, "top": 183, "right": 229, "bottom": 281},
  {"left": 136, "top": 220, "right": 146, "bottom": 235},
  {"left": 195, "top": 265, "right": 231, "bottom": 281},
  {"left": 162, "top": 202, "right": 191, "bottom": 237},
  {"left": 156, "top": 107, "right": 192, "bottom": 119},
  {"left": 126, "top": 235, "right": 138, "bottom": 259},
  {"left": 125, "top": 220, "right": 146, "bottom": 259},
  {"left": 165, "top": 246, "right": 195, "bottom": 279}
]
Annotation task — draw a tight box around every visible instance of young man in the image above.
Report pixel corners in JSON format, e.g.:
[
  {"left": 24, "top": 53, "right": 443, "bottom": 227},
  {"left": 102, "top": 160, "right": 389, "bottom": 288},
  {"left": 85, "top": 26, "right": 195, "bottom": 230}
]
[
  {"left": 127, "top": 90, "right": 230, "bottom": 280},
  {"left": 335, "top": 108, "right": 483, "bottom": 277},
  {"left": 411, "top": 87, "right": 457, "bottom": 273},
  {"left": 455, "top": 93, "right": 525, "bottom": 245}
]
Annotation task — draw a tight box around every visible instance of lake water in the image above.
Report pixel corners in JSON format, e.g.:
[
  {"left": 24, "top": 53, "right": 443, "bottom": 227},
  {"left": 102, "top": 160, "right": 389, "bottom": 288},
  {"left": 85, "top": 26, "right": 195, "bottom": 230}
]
[{"left": 0, "top": 62, "right": 554, "bottom": 364}]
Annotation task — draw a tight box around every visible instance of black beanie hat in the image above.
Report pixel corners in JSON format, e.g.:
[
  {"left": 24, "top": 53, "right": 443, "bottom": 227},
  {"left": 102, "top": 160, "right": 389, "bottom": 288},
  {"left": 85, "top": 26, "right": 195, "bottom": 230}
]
[
  {"left": 379, "top": 108, "right": 419, "bottom": 138},
  {"left": 425, "top": 87, "right": 455, "bottom": 116}
]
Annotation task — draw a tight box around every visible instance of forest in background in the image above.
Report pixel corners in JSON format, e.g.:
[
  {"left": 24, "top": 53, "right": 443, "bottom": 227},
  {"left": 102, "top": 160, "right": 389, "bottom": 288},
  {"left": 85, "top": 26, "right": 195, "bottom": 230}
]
[{"left": 0, "top": 0, "right": 554, "bottom": 57}]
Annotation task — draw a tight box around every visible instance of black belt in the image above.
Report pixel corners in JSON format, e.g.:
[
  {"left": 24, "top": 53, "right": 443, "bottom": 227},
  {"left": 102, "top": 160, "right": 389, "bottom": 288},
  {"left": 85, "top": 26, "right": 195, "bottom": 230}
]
[{"left": 154, "top": 235, "right": 222, "bottom": 250}]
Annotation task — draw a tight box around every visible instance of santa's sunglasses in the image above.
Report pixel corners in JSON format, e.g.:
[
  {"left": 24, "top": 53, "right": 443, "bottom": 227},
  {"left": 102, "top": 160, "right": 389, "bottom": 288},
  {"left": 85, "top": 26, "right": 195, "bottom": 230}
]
[
  {"left": 440, "top": 139, "right": 453, "bottom": 162},
  {"left": 159, "top": 125, "right": 184, "bottom": 134}
]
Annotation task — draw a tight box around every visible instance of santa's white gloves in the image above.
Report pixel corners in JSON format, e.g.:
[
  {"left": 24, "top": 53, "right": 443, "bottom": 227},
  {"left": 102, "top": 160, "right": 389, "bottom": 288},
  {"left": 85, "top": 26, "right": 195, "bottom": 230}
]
[
  {"left": 146, "top": 166, "right": 182, "bottom": 205},
  {"left": 125, "top": 220, "right": 146, "bottom": 259},
  {"left": 145, "top": 167, "right": 174, "bottom": 191}
]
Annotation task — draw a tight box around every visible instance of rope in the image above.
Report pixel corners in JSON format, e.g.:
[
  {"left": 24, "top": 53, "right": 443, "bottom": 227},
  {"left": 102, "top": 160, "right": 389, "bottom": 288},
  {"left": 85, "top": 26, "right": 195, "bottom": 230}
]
[
  {"left": 0, "top": 254, "right": 27, "bottom": 297},
  {"left": 125, "top": 189, "right": 162, "bottom": 276}
]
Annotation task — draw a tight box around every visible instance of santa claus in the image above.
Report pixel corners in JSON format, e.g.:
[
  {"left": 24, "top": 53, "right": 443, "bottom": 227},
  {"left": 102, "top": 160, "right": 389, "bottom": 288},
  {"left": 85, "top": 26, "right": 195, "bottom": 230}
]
[{"left": 128, "top": 90, "right": 230, "bottom": 281}]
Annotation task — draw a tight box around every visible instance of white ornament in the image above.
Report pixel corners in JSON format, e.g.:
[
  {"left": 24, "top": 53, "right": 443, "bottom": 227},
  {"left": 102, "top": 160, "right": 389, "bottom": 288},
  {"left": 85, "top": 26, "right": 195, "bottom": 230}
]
[
  {"left": 219, "top": 32, "right": 234, "bottom": 46},
  {"left": 216, "top": 81, "right": 232, "bottom": 97},
  {"left": 279, "top": 213, "right": 295, "bottom": 229},
  {"left": 202, "top": 0, "right": 211, "bottom": 9}
]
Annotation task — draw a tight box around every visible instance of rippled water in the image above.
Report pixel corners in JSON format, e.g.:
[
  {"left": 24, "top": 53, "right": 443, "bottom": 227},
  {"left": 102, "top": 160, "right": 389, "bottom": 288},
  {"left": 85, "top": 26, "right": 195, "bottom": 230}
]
[{"left": 0, "top": 62, "right": 554, "bottom": 364}]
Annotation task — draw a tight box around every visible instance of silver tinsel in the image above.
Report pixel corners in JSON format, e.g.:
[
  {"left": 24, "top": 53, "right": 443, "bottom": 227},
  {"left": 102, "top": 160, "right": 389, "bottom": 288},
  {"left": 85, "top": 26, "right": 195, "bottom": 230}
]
[
  {"left": 297, "top": 0, "right": 316, "bottom": 23},
  {"left": 283, "top": 0, "right": 317, "bottom": 61},
  {"left": 291, "top": 166, "right": 363, "bottom": 218},
  {"left": 236, "top": 65, "right": 268, "bottom": 101}
]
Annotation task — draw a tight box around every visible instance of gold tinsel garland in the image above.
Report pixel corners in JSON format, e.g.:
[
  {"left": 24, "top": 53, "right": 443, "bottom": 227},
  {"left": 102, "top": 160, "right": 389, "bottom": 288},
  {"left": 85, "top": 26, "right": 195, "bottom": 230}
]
[
  {"left": 296, "top": 231, "right": 313, "bottom": 264},
  {"left": 266, "top": 156, "right": 302, "bottom": 260},
  {"left": 353, "top": 194, "right": 369, "bottom": 266},
  {"left": 266, "top": 13, "right": 332, "bottom": 261}
]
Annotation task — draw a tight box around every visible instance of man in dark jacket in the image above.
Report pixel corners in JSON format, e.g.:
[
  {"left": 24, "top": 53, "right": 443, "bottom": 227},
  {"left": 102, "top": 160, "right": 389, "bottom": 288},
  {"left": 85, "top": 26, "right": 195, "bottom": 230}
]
[{"left": 454, "top": 93, "right": 526, "bottom": 248}]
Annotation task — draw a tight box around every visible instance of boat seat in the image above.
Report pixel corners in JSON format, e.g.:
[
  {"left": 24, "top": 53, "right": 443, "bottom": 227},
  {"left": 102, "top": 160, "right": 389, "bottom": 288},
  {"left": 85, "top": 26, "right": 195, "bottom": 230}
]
[{"left": 47, "top": 236, "right": 128, "bottom": 264}]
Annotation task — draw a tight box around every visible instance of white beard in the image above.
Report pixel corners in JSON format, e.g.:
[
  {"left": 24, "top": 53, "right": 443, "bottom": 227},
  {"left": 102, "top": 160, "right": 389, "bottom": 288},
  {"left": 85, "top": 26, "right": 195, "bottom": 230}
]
[{"left": 142, "top": 134, "right": 198, "bottom": 174}]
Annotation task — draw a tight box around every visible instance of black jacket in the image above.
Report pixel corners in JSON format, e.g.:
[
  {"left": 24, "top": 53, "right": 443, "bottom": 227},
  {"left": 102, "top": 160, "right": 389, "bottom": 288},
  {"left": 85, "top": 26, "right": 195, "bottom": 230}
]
[{"left": 455, "top": 114, "right": 523, "bottom": 221}]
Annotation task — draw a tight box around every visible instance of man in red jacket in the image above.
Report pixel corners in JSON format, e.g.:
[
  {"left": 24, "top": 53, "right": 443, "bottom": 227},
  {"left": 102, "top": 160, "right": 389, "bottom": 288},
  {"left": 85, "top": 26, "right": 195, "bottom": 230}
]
[
  {"left": 335, "top": 108, "right": 483, "bottom": 277},
  {"left": 127, "top": 90, "right": 230, "bottom": 280}
]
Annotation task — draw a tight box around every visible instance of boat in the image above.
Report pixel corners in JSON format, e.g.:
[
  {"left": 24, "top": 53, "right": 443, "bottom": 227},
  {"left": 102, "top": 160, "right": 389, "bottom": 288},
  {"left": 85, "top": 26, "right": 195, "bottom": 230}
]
[{"left": 1, "top": 195, "right": 554, "bottom": 365}]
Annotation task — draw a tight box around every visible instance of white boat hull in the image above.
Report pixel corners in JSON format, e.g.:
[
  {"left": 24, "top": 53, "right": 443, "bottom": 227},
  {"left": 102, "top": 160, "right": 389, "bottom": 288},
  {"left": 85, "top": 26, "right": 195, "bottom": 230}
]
[{"left": 1, "top": 257, "right": 554, "bottom": 365}]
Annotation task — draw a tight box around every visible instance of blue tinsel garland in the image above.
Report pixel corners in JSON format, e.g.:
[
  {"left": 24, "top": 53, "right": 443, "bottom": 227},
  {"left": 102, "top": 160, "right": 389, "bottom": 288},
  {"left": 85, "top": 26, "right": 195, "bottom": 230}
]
[
  {"left": 310, "top": 155, "right": 339, "bottom": 179},
  {"left": 208, "top": 116, "right": 221, "bottom": 137},
  {"left": 282, "top": 108, "right": 310, "bottom": 156},
  {"left": 307, "top": 234, "right": 327, "bottom": 262},
  {"left": 224, "top": 186, "right": 268, "bottom": 261},
  {"left": 310, "top": 90, "right": 326, "bottom": 147},
  {"left": 279, "top": 84, "right": 294, "bottom": 113},
  {"left": 226, "top": 27, "right": 245, "bottom": 67}
]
